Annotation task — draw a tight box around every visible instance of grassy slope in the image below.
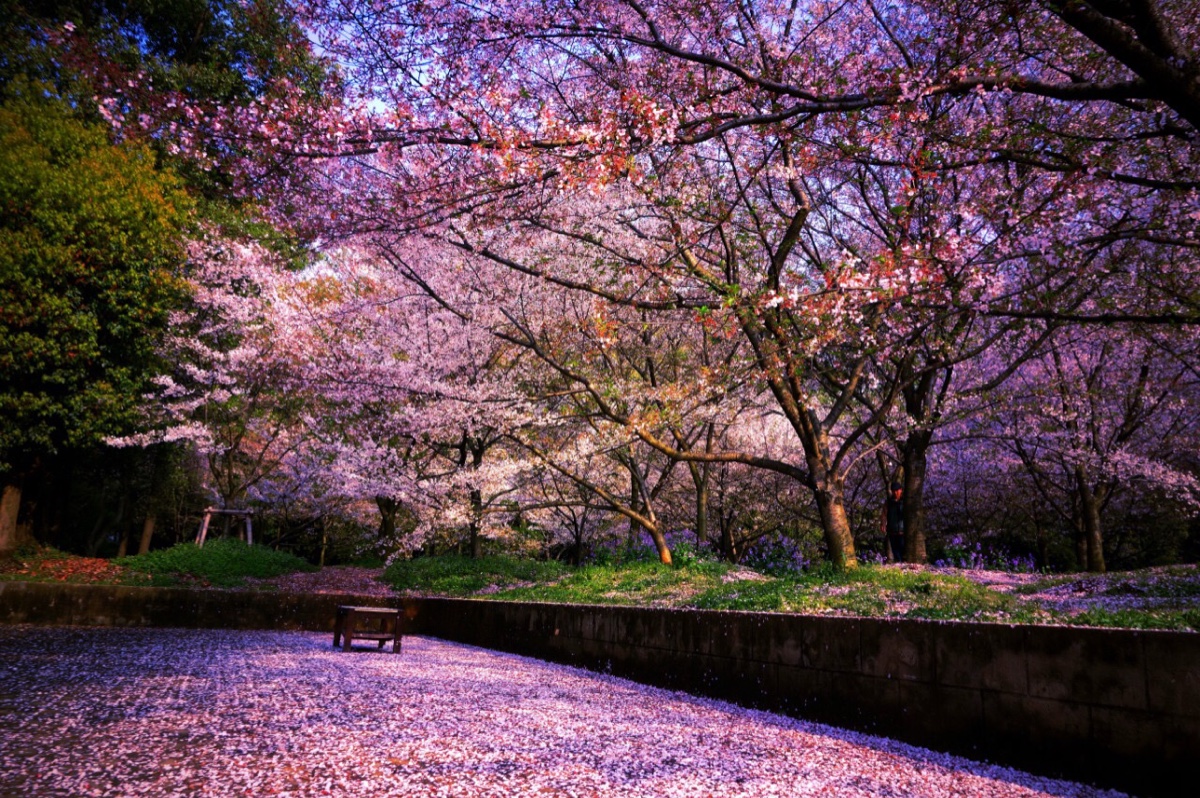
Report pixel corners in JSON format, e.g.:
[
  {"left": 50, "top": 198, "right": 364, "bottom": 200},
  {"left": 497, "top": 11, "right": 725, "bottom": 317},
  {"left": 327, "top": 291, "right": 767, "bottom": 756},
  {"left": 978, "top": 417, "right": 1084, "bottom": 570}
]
[
  {"left": 384, "top": 555, "right": 1200, "bottom": 631},
  {"left": 4, "top": 545, "right": 1197, "bottom": 630}
]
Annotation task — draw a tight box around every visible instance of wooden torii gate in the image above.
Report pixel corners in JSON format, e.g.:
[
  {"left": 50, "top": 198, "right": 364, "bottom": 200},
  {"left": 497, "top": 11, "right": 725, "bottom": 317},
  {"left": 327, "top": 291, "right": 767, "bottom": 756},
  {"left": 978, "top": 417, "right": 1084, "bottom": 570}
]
[{"left": 195, "top": 507, "right": 254, "bottom": 547}]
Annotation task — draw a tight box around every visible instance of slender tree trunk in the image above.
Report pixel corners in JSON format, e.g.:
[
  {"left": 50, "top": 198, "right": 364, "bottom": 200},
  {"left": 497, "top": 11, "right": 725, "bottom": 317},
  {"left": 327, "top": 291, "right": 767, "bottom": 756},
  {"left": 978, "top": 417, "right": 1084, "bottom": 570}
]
[
  {"left": 319, "top": 517, "right": 328, "bottom": 568},
  {"left": 469, "top": 488, "right": 483, "bottom": 559},
  {"left": 1075, "top": 465, "right": 1107, "bottom": 573},
  {"left": 686, "top": 461, "right": 711, "bottom": 552},
  {"left": 137, "top": 515, "right": 156, "bottom": 555},
  {"left": 626, "top": 464, "right": 642, "bottom": 549},
  {"left": 0, "top": 484, "right": 23, "bottom": 553},
  {"left": 647, "top": 525, "right": 672, "bottom": 565},
  {"left": 117, "top": 524, "right": 130, "bottom": 557}
]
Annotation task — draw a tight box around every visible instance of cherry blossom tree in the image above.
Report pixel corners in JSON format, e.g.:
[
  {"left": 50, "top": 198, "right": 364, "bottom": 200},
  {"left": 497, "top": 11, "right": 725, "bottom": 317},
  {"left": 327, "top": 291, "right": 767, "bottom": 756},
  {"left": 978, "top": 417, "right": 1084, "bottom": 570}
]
[
  {"left": 1000, "top": 325, "right": 1199, "bottom": 572},
  {"left": 87, "top": 1, "right": 1200, "bottom": 570}
]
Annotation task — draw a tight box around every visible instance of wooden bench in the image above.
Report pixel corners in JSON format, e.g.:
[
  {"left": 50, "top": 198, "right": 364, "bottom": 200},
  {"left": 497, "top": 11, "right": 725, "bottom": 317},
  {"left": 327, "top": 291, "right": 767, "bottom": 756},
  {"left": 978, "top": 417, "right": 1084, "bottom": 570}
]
[{"left": 333, "top": 606, "right": 402, "bottom": 653}]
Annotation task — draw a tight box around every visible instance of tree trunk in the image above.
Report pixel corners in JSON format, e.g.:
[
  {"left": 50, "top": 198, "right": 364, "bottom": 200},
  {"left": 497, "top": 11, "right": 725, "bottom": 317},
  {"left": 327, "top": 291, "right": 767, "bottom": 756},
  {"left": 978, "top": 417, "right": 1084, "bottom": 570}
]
[
  {"left": 694, "top": 469, "right": 709, "bottom": 551},
  {"left": 720, "top": 520, "right": 736, "bottom": 563},
  {"left": 137, "top": 515, "right": 156, "bottom": 555},
  {"left": 319, "top": 517, "right": 328, "bottom": 568},
  {"left": 902, "top": 435, "right": 931, "bottom": 564},
  {"left": 813, "top": 487, "right": 857, "bottom": 570},
  {"left": 376, "top": 495, "right": 398, "bottom": 540},
  {"left": 686, "top": 460, "right": 711, "bottom": 552},
  {"left": 0, "top": 484, "right": 24, "bottom": 553},
  {"left": 1075, "top": 465, "right": 1107, "bottom": 573},
  {"left": 469, "top": 487, "right": 483, "bottom": 559},
  {"left": 626, "top": 464, "right": 642, "bottom": 549},
  {"left": 647, "top": 525, "right": 673, "bottom": 565},
  {"left": 801, "top": 428, "right": 858, "bottom": 570}
]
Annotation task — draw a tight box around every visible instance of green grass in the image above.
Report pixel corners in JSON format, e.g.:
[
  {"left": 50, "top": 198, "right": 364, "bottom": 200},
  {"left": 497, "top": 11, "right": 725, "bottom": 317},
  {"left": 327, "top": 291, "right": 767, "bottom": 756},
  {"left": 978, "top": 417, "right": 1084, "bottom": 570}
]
[
  {"left": 390, "top": 558, "right": 1198, "bottom": 629},
  {"left": 384, "top": 557, "right": 1053, "bottom": 624},
  {"left": 687, "top": 565, "right": 1046, "bottom": 623},
  {"left": 116, "top": 539, "right": 317, "bottom": 587},
  {"left": 494, "top": 560, "right": 733, "bottom": 605},
  {"left": 1062, "top": 607, "right": 1200, "bottom": 631},
  {"left": 383, "top": 554, "right": 571, "bottom": 595}
]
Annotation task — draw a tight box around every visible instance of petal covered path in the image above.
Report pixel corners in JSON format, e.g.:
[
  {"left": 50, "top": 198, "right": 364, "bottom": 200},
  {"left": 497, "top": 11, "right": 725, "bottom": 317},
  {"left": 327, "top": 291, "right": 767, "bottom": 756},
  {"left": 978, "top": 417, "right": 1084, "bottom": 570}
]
[{"left": 0, "top": 627, "right": 1125, "bottom": 797}]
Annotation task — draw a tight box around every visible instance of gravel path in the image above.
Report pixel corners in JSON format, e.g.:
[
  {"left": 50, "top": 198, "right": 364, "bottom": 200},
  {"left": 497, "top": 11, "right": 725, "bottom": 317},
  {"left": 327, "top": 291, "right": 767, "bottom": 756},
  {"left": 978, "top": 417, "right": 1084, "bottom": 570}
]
[{"left": 0, "top": 626, "right": 1125, "bottom": 798}]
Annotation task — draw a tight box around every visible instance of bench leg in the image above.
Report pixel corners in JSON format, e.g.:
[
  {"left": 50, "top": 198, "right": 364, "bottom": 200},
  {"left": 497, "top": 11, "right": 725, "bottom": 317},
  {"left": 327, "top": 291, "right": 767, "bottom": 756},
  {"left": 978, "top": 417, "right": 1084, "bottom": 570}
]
[
  {"left": 333, "top": 607, "right": 349, "bottom": 648},
  {"left": 342, "top": 611, "right": 355, "bottom": 652}
]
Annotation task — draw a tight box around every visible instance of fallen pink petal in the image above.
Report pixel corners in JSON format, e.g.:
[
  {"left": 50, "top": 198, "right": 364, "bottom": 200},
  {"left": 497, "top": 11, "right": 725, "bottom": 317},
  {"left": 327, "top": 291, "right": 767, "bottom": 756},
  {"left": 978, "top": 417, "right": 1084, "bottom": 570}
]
[{"left": 0, "top": 627, "right": 1124, "bottom": 797}]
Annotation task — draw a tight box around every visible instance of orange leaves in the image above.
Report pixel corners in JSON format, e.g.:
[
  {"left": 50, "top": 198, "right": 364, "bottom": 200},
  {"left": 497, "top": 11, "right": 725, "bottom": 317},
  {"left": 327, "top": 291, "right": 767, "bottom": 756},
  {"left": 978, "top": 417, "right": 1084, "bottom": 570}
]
[{"left": 0, "top": 552, "right": 132, "bottom": 584}]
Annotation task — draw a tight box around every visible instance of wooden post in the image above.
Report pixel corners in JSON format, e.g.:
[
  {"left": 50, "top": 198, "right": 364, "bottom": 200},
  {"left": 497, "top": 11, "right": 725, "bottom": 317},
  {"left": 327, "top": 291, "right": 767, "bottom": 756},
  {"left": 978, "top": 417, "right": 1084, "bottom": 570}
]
[
  {"left": 196, "top": 509, "right": 213, "bottom": 547},
  {"left": 245, "top": 515, "right": 253, "bottom": 546}
]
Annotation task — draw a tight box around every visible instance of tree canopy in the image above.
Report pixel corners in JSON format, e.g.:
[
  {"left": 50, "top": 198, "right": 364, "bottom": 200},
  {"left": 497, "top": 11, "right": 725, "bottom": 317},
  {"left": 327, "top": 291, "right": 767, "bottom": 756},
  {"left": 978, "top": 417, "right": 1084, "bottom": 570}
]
[
  {"left": 0, "top": 93, "right": 190, "bottom": 474},
  {"left": 3, "top": 0, "right": 1198, "bottom": 571}
]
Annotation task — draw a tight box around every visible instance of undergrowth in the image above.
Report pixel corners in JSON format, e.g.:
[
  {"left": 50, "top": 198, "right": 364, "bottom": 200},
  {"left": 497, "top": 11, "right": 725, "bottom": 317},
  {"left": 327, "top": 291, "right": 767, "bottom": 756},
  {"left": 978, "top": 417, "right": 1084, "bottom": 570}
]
[
  {"left": 383, "top": 554, "right": 570, "bottom": 595},
  {"left": 116, "top": 539, "right": 316, "bottom": 587}
]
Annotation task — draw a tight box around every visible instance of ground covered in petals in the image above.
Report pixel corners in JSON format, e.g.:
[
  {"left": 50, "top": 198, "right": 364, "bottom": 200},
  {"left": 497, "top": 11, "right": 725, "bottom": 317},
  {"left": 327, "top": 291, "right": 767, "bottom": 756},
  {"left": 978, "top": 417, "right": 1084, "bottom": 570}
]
[{"left": 0, "top": 627, "right": 1125, "bottom": 797}]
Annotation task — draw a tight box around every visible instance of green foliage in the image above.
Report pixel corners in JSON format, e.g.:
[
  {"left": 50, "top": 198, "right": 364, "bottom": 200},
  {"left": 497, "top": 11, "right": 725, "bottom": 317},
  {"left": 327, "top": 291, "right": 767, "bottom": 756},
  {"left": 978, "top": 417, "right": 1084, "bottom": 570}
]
[
  {"left": 383, "top": 555, "right": 570, "bottom": 596},
  {"left": 669, "top": 540, "right": 722, "bottom": 572},
  {"left": 117, "top": 538, "right": 315, "bottom": 587},
  {"left": 0, "top": 94, "right": 190, "bottom": 473},
  {"left": 1, "top": 0, "right": 328, "bottom": 183}
]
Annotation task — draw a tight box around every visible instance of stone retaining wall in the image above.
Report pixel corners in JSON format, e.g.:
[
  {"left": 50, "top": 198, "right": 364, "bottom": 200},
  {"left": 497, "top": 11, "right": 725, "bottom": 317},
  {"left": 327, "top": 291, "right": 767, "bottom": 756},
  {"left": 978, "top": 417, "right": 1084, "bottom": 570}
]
[
  {"left": 2, "top": 582, "right": 1194, "bottom": 796},
  {"left": 413, "top": 598, "right": 1197, "bottom": 797}
]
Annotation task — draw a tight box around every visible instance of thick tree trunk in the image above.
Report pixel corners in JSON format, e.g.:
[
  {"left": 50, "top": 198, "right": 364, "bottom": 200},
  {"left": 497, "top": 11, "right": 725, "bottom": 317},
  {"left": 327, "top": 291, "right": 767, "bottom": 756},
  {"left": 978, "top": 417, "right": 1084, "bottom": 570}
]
[
  {"left": 137, "top": 515, "right": 156, "bottom": 555},
  {"left": 802, "top": 428, "right": 857, "bottom": 570},
  {"left": 376, "top": 496, "right": 398, "bottom": 540},
  {"left": 813, "top": 487, "right": 857, "bottom": 570},
  {"left": 902, "top": 436, "right": 930, "bottom": 564},
  {"left": 1075, "top": 466, "right": 1107, "bottom": 573},
  {"left": 0, "top": 484, "right": 23, "bottom": 553}
]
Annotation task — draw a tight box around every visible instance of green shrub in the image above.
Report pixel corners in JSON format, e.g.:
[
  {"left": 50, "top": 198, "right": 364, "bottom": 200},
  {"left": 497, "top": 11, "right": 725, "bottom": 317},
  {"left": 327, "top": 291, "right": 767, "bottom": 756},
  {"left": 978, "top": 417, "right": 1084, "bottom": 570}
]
[{"left": 117, "top": 539, "right": 316, "bottom": 587}]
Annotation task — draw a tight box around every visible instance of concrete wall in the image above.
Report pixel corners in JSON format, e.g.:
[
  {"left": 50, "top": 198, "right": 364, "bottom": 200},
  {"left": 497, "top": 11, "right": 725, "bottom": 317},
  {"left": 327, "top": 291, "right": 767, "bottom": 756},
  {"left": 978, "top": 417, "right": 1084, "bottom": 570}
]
[
  {"left": 2, "top": 582, "right": 1195, "bottom": 796},
  {"left": 413, "top": 598, "right": 1198, "bottom": 797}
]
